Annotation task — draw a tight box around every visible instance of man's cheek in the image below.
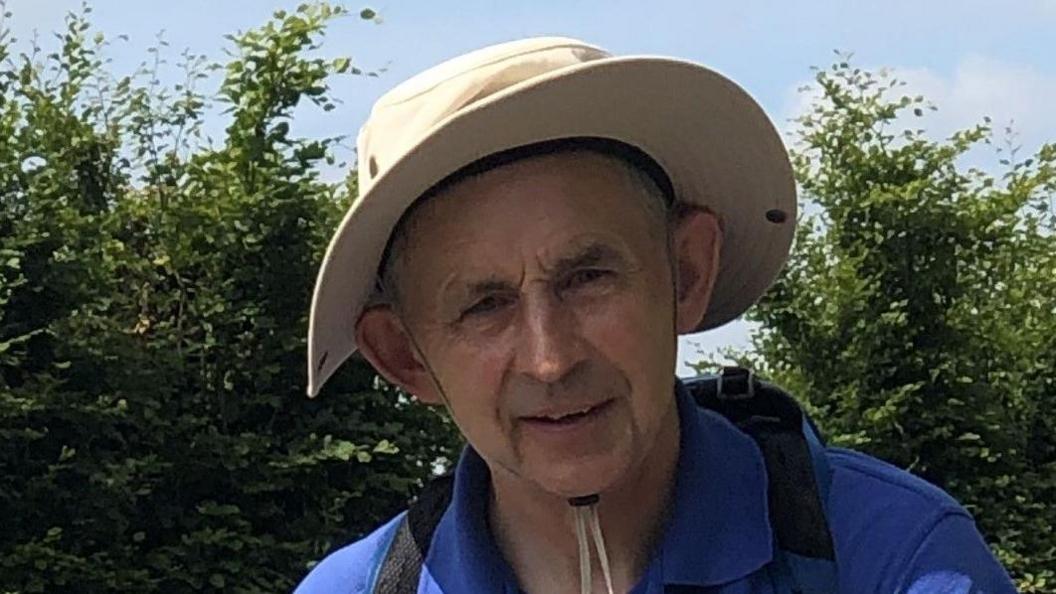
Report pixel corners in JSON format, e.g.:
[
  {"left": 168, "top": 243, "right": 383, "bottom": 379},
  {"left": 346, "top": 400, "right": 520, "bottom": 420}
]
[{"left": 444, "top": 355, "right": 506, "bottom": 410}]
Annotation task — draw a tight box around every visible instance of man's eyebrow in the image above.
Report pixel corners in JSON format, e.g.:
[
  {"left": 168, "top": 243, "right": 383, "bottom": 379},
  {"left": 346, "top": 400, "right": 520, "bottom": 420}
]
[
  {"left": 463, "top": 277, "right": 517, "bottom": 299},
  {"left": 547, "top": 242, "right": 627, "bottom": 274}
]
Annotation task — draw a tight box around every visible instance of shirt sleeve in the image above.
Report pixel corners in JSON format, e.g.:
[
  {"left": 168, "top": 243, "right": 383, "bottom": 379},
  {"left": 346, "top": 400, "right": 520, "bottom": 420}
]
[
  {"left": 897, "top": 512, "right": 1019, "bottom": 594},
  {"left": 293, "top": 513, "right": 405, "bottom": 594}
]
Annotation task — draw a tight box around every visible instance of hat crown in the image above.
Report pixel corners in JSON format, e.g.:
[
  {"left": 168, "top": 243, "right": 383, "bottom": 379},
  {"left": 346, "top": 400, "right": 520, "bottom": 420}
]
[{"left": 356, "top": 37, "right": 609, "bottom": 194}]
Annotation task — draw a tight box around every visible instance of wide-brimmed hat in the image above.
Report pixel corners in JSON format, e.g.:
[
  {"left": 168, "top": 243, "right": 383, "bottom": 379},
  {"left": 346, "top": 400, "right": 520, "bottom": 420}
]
[{"left": 306, "top": 37, "right": 796, "bottom": 397}]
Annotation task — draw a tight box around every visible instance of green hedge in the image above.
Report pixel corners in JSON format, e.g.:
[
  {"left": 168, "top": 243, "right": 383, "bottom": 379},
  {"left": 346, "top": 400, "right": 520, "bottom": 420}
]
[
  {"left": 739, "top": 59, "right": 1056, "bottom": 592},
  {"left": 0, "top": 5, "right": 459, "bottom": 592}
]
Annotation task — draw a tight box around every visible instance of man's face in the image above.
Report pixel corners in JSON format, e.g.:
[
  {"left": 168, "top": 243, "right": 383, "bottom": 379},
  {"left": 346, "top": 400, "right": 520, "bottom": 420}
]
[{"left": 378, "top": 152, "right": 686, "bottom": 498}]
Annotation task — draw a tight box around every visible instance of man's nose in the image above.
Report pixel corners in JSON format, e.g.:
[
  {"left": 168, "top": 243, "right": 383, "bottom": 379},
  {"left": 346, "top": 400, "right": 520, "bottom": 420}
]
[{"left": 513, "top": 294, "right": 585, "bottom": 384}]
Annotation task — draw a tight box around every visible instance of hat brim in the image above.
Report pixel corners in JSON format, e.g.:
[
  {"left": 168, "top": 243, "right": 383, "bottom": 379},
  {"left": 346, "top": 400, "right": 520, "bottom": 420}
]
[{"left": 307, "top": 56, "right": 795, "bottom": 396}]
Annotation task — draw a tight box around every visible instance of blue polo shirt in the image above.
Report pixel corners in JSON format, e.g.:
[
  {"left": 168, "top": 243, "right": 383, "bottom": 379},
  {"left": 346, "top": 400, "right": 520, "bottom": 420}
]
[{"left": 295, "top": 383, "right": 1017, "bottom": 593}]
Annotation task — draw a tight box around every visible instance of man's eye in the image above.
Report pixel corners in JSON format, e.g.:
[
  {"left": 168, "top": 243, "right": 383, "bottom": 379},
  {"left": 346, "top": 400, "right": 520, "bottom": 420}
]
[
  {"left": 462, "top": 295, "right": 509, "bottom": 318},
  {"left": 565, "top": 269, "right": 611, "bottom": 289}
]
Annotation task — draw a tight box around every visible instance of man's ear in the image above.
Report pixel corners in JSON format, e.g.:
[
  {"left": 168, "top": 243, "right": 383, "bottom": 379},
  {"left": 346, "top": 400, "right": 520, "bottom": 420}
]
[
  {"left": 355, "top": 306, "right": 445, "bottom": 405},
  {"left": 671, "top": 208, "right": 723, "bottom": 333}
]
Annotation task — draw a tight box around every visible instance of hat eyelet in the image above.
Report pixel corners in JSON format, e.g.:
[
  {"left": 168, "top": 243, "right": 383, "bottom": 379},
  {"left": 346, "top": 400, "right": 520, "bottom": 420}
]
[
  {"left": 765, "top": 209, "right": 788, "bottom": 224},
  {"left": 368, "top": 156, "right": 379, "bottom": 178}
]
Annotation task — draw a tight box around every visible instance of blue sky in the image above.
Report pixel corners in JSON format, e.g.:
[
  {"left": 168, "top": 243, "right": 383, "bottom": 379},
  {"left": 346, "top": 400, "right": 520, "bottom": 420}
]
[{"left": 6, "top": 0, "right": 1056, "bottom": 373}]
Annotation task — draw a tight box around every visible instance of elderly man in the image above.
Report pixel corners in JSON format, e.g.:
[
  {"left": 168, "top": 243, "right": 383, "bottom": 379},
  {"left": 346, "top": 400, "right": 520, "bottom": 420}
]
[{"left": 296, "top": 38, "right": 1016, "bottom": 594}]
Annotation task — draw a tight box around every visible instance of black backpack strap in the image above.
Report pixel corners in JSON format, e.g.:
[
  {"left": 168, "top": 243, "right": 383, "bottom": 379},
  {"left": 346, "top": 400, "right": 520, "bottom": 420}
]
[
  {"left": 371, "top": 474, "right": 454, "bottom": 594},
  {"left": 685, "top": 367, "right": 837, "bottom": 594}
]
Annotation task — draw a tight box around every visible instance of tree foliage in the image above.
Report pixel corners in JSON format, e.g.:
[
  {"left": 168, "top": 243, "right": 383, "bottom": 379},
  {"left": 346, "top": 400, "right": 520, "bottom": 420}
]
[
  {"left": 0, "top": 4, "right": 459, "bottom": 592},
  {"left": 742, "top": 57, "right": 1056, "bottom": 591}
]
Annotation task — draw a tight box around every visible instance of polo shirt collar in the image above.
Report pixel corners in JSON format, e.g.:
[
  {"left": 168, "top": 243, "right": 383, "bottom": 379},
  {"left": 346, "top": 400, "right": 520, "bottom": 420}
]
[{"left": 423, "top": 379, "right": 773, "bottom": 592}]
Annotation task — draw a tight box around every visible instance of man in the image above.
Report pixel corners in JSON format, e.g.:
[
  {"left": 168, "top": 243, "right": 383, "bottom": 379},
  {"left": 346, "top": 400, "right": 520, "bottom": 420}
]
[{"left": 296, "top": 38, "right": 1017, "bottom": 593}]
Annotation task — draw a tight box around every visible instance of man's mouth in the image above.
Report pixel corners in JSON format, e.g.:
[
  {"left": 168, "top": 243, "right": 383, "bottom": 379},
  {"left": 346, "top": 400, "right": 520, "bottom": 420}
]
[{"left": 521, "top": 399, "right": 614, "bottom": 427}]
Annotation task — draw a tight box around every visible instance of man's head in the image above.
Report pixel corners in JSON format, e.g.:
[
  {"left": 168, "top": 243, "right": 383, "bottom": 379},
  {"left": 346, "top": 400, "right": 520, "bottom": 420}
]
[
  {"left": 353, "top": 145, "right": 722, "bottom": 498},
  {"left": 304, "top": 35, "right": 796, "bottom": 504},
  {"left": 306, "top": 38, "right": 795, "bottom": 399}
]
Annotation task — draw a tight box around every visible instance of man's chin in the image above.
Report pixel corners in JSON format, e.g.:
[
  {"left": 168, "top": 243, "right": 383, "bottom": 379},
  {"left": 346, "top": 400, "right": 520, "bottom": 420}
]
[{"left": 525, "top": 455, "right": 631, "bottom": 500}]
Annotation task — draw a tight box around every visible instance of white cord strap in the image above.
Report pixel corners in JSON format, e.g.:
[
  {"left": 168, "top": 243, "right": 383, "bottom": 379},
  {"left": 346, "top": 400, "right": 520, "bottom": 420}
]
[
  {"left": 569, "top": 495, "right": 615, "bottom": 594},
  {"left": 573, "top": 505, "right": 592, "bottom": 594},
  {"left": 588, "top": 504, "right": 615, "bottom": 594}
]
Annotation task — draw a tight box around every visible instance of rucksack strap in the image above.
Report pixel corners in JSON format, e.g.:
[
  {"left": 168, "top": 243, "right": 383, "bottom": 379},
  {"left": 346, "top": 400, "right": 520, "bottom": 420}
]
[
  {"left": 685, "top": 367, "right": 837, "bottom": 594},
  {"left": 372, "top": 474, "right": 453, "bottom": 594}
]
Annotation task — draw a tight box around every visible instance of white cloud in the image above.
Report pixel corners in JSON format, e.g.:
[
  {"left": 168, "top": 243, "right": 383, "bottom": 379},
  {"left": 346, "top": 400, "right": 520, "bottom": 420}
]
[
  {"left": 898, "top": 56, "right": 1056, "bottom": 153},
  {"left": 780, "top": 55, "right": 1056, "bottom": 161}
]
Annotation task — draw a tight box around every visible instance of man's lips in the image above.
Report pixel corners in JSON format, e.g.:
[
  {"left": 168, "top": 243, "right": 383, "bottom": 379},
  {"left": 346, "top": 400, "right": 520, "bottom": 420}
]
[{"left": 519, "top": 399, "right": 614, "bottom": 424}]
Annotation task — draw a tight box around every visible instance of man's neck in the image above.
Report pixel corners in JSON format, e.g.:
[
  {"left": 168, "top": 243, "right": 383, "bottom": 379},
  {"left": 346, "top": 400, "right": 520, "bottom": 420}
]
[{"left": 486, "top": 401, "right": 682, "bottom": 593}]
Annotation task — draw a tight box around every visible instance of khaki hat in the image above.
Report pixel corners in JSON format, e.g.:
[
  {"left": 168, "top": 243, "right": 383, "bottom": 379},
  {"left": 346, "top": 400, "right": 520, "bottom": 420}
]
[{"left": 306, "top": 37, "right": 795, "bottom": 397}]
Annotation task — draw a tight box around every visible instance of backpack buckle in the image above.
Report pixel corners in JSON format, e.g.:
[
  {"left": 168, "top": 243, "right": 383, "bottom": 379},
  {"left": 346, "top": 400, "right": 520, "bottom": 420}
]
[{"left": 716, "top": 366, "right": 755, "bottom": 401}]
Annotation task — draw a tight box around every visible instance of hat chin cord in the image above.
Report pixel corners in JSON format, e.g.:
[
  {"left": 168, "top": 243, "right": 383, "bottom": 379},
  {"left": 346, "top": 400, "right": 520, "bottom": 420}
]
[{"left": 569, "top": 494, "right": 615, "bottom": 594}]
